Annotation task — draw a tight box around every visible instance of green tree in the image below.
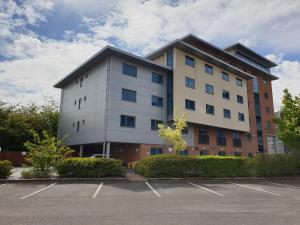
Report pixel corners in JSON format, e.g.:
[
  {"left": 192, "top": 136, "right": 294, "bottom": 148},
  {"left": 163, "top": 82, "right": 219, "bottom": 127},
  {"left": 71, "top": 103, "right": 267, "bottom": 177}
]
[
  {"left": 24, "top": 130, "right": 72, "bottom": 177},
  {"left": 158, "top": 109, "right": 187, "bottom": 153},
  {"left": 274, "top": 89, "right": 300, "bottom": 153}
]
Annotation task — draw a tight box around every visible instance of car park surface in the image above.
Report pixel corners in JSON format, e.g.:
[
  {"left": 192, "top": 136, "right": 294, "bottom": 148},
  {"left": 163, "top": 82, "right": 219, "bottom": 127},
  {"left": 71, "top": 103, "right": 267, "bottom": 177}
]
[{"left": 0, "top": 180, "right": 300, "bottom": 225}]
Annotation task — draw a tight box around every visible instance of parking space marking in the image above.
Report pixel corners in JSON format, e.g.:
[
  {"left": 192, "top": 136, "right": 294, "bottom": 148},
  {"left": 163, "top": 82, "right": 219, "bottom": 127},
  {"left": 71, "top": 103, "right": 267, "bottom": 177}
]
[
  {"left": 20, "top": 183, "right": 57, "bottom": 200},
  {"left": 0, "top": 183, "right": 7, "bottom": 188},
  {"left": 229, "top": 182, "right": 281, "bottom": 196},
  {"left": 266, "top": 181, "right": 299, "bottom": 189},
  {"left": 92, "top": 182, "right": 103, "bottom": 199},
  {"left": 188, "top": 182, "right": 224, "bottom": 196},
  {"left": 145, "top": 182, "right": 161, "bottom": 198}
]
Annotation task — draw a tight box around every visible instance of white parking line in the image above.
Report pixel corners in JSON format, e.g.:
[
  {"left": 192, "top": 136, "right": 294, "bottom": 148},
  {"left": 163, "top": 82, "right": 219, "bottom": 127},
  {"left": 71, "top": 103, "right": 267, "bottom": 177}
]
[
  {"left": 145, "top": 182, "right": 161, "bottom": 198},
  {"left": 0, "top": 183, "right": 7, "bottom": 188},
  {"left": 92, "top": 182, "right": 103, "bottom": 199},
  {"left": 229, "top": 182, "right": 281, "bottom": 196},
  {"left": 188, "top": 182, "right": 224, "bottom": 196},
  {"left": 20, "top": 183, "right": 56, "bottom": 200},
  {"left": 266, "top": 181, "right": 299, "bottom": 189}
]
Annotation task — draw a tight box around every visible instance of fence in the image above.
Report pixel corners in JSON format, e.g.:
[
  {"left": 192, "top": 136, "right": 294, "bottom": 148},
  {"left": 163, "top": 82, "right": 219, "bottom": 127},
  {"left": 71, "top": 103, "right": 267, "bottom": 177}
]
[{"left": 0, "top": 151, "right": 26, "bottom": 166}]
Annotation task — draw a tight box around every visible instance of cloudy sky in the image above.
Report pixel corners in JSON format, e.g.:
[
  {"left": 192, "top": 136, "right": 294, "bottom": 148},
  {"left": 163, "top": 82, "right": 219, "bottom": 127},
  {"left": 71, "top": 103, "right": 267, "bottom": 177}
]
[{"left": 0, "top": 0, "right": 300, "bottom": 110}]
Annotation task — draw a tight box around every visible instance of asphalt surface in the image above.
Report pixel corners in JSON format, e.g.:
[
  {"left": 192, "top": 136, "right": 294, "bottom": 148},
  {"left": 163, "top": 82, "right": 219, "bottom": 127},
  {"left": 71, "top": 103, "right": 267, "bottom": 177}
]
[{"left": 0, "top": 180, "right": 300, "bottom": 225}]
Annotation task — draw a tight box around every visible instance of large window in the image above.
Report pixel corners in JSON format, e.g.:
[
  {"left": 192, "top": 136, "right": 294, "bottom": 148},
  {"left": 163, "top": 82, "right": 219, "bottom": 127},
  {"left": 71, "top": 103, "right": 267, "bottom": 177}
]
[
  {"left": 76, "top": 121, "right": 80, "bottom": 132},
  {"left": 185, "top": 55, "right": 195, "bottom": 67},
  {"left": 205, "top": 64, "right": 213, "bottom": 75},
  {"left": 222, "top": 90, "right": 230, "bottom": 100},
  {"left": 236, "top": 78, "right": 243, "bottom": 87},
  {"left": 120, "top": 115, "right": 135, "bottom": 128},
  {"left": 185, "top": 99, "right": 195, "bottom": 110},
  {"left": 151, "top": 95, "right": 163, "bottom": 107},
  {"left": 223, "top": 109, "right": 231, "bottom": 118},
  {"left": 122, "top": 63, "right": 137, "bottom": 77},
  {"left": 152, "top": 72, "right": 163, "bottom": 84},
  {"left": 151, "top": 119, "right": 162, "bottom": 131},
  {"left": 206, "top": 104, "right": 215, "bottom": 115},
  {"left": 233, "top": 132, "right": 242, "bottom": 147},
  {"left": 198, "top": 128, "right": 209, "bottom": 144},
  {"left": 185, "top": 77, "right": 195, "bottom": 89},
  {"left": 238, "top": 113, "right": 245, "bottom": 122},
  {"left": 217, "top": 130, "right": 226, "bottom": 146},
  {"left": 221, "top": 71, "right": 229, "bottom": 81},
  {"left": 237, "top": 95, "right": 244, "bottom": 104},
  {"left": 122, "top": 88, "right": 136, "bottom": 102},
  {"left": 150, "top": 147, "right": 162, "bottom": 155},
  {"left": 205, "top": 83, "right": 214, "bottom": 95}
]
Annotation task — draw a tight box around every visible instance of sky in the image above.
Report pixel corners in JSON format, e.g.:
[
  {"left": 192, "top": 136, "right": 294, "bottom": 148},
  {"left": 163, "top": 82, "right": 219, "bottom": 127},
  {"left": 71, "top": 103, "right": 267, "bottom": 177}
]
[{"left": 0, "top": 0, "right": 300, "bottom": 111}]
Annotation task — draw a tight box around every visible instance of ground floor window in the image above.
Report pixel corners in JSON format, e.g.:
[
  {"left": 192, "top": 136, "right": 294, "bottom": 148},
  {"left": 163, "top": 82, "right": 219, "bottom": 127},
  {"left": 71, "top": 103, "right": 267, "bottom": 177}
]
[
  {"left": 234, "top": 151, "right": 241, "bottom": 157},
  {"left": 218, "top": 151, "right": 226, "bottom": 156},
  {"left": 199, "top": 150, "right": 209, "bottom": 156},
  {"left": 150, "top": 147, "right": 163, "bottom": 155},
  {"left": 179, "top": 150, "right": 188, "bottom": 155}
]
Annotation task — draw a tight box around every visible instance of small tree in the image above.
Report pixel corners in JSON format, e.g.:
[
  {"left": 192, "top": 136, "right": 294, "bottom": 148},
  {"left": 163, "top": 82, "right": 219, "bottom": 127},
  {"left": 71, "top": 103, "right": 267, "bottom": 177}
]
[
  {"left": 24, "top": 130, "right": 73, "bottom": 177},
  {"left": 274, "top": 89, "right": 300, "bottom": 153},
  {"left": 158, "top": 109, "right": 187, "bottom": 153}
]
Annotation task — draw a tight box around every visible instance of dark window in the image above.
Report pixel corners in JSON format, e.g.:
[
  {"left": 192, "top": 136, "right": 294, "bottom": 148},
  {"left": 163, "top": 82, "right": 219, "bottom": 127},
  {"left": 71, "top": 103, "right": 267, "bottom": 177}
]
[
  {"left": 185, "top": 77, "right": 195, "bottom": 89},
  {"left": 152, "top": 72, "right": 163, "bottom": 84},
  {"left": 120, "top": 115, "right": 135, "bottom": 128},
  {"left": 222, "top": 90, "right": 230, "bottom": 100},
  {"left": 185, "top": 99, "right": 195, "bottom": 110},
  {"left": 266, "top": 106, "right": 270, "bottom": 114},
  {"left": 206, "top": 104, "right": 215, "bottom": 115},
  {"left": 199, "top": 128, "right": 209, "bottom": 144},
  {"left": 150, "top": 148, "right": 162, "bottom": 155},
  {"left": 236, "top": 78, "right": 243, "bottom": 87},
  {"left": 84, "top": 96, "right": 87, "bottom": 101},
  {"left": 221, "top": 71, "right": 229, "bottom": 81},
  {"left": 182, "top": 126, "right": 188, "bottom": 134},
  {"left": 185, "top": 55, "right": 195, "bottom": 67},
  {"left": 223, "top": 109, "right": 231, "bottom": 118},
  {"left": 205, "top": 64, "right": 213, "bottom": 75},
  {"left": 233, "top": 132, "right": 242, "bottom": 147},
  {"left": 263, "top": 80, "right": 267, "bottom": 86},
  {"left": 167, "top": 49, "right": 173, "bottom": 67},
  {"left": 80, "top": 77, "right": 83, "bottom": 87},
  {"left": 74, "top": 100, "right": 76, "bottom": 105},
  {"left": 217, "top": 130, "right": 226, "bottom": 146},
  {"left": 78, "top": 98, "right": 82, "bottom": 109},
  {"left": 72, "top": 122, "right": 75, "bottom": 128},
  {"left": 234, "top": 152, "right": 241, "bottom": 157},
  {"left": 122, "top": 63, "right": 137, "bottom": 77},
  {"left": 205, "top": 83, "right": 214, "bottom": 95},
  {"left": 237, "top": 95, "right": 244, "bottom": 104},
  {"left": 199, "top": 150, "right": 209, "bottom": 155},
  {"left": 76, "top": 121, "right": 80, "bottom": 132},
  {"left": 152, "top": 95, "right": 163, "bottom": 107},
  {"left": 179, "top": 150, "right": 188, "bottom": 156},
  {"left": 86, "top": 74, "right": 88, "bottom": 79},
  {"left": 151, "top": 119, "right": 162, "bottom": 131},
  {"left": 82, "top": 120, "right": 85, "bottom": 125},
  {"left": 238, "top": 113, "right": 245, "bottom": 122},
  {"left": 264, "top": 92, "right": 268, "bottom": 99},
  {"left": 266, "top": 121, "right": 271, "bottom": 129},
  {"left": 122, "top": 88, "right": 137, "bottom": 102},
  {"left": 218, "top": 151, "right": 226, "bottom": 156}
]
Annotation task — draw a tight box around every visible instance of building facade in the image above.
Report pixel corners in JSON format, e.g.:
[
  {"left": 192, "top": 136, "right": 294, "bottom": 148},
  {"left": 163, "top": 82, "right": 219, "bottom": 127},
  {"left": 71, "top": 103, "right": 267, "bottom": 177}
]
[{"left": 54, "top": 35, "right": 278, "bottom": 164}]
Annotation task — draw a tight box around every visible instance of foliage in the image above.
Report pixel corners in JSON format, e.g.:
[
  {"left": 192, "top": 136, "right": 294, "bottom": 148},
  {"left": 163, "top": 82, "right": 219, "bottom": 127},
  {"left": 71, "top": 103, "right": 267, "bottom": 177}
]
[
  {"left": 56, "top": 158, "right": 125, "bottom": 178},
  {"left": 21, "top": 170, "right": 35, "bottom": 179},
  {"left": 24, "top": 130, "right": 72, "bottom": 177},
  {"left": 0, "top": 160, "right": 13, "bottom": 178},
  {"left": 274, "top": 89, "right": 300, "bottom": 153},
  {"left": 135, "top": 154, "right": 299, "bottom": 178},
  {"left": 0, "top": 99, "right": 59, "bottom": 151},
  {"left": 158, "top": 109, "right": 187, "bottom": 152}
]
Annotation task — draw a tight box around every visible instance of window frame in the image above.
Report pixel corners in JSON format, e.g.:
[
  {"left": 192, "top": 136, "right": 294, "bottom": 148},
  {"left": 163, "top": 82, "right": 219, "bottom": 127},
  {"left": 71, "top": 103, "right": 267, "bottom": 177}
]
[
  {"left": 122, "top": 63, "right": 137, "bottom": 77},
  {"left": 152, "top": 72, "right": 163, "bottom": 85},
  {"left": 121, "top": 88, "right": 137, "bottom": 103},
  {"left": 205, "top": 83, "right": 214, "bottom": 95},
  {"left": 185, "top": 99, "right": 195, "bottom": 111},
  {"left": 205, "top": 64, "right": 213, "bottom": 75},
  {"left": 206, "top": 104, "right": 215, "bottom": 115},
  {"left": 151, "top": 119, "right": 163, "bottom": 131},
  {"left": 185, "top": 55, "right": 195, "bottom": 67},
  {"left": 222, "top": 90, "right": 230, "bottom": 100},
  {"left": 185, "top": 76, "right": 195, "bottom": 89},
  {"left": 151, "top": 95, "right": 163, "bottom": 107},
  {"left": 223, "top": 109, "right": 231, "bottom": 119},
  {"left": 236, "top": 78, "right": 243, "bottom": 87},
  {"left": 238, "top": 112, "right": 245, "bottom": 122},
  {"left": 237, "top": 95, "right": 244, "bottom": 104},
  {"left": 120, "top": 115, "right": 136, "bottom": 128},
  {"left": 221, "top": 71, "right": 229, "bottom": 81}
]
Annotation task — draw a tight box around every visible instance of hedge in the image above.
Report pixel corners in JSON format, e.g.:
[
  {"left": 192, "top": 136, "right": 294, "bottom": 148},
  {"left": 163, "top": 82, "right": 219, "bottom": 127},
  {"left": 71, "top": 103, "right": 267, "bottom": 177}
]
[
  {"left": 135, "top": 154, "right": 299, "bottom": 178},
  {"left": 0, "top": 160, "right": 13, "bottom": 179},
  {"left": 56, "top": 158, "right": 125, "bottom": 178}
]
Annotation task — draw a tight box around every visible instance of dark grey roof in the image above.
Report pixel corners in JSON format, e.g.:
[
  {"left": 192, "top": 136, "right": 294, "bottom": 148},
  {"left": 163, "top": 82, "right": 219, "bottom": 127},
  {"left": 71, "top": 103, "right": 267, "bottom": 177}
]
[{"left": 54, "top": 46, "right": 172, "bottom": 88}]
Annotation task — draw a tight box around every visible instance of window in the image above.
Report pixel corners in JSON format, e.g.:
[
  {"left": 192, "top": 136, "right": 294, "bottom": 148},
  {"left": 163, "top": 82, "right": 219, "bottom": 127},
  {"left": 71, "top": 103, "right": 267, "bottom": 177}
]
[
  {"left": 74, "top": 100, "right": 76, "bottom": 105},
  {"left": 237, "top": 95, "right": 244, "bottom": 104},
  {"left": 76, "top": 121, "right": 80, "bottom": 132},
  {"left": 218, "top": 151, "right": 226, "bottom": 156},
  {"left": 78, "top": 98, "right": 82, "bottom": 109},
  {"left": 185, "top": 77, "right": 195, "bottom": 89},
  {"left": 266, "top": 121, "right": 271, "bottom": 129},
  {"left": 221, "top": 71, "right": 229, "bottom": 81},
  {"left": 266, "top": 106, "right": 270, "bottom": 114},
  {"left": 86, "top": 74, "right": 88, "bottom": 79},
  {"left": 185, "top": 99, "right": 195, "bottom": 110},
  {"left": 248, "top": 153, "right": 253, "bottom": 158},
  {"left": 206, "top": 104, "right": 215, "bottom": 115},
  {"left": 205, "top": 64, "right": 213, "bottom": 75},
  {"left": 151, "top": 119, "right": 162, "bottom": 131},
  {"left": 167, "top": 49, "right": 173, "bottom": 67},
  {"left": 238, "top": 113, "right": 245, "bottom": 122},
  {"left": 246, "top": 133, "right": 252, "bottom": 142},
  {"left": 152, "top": 95, "right": 163, "bottom": 107},
  {"left": 150, "top": 147, "right": 162, "bottom": 155},
  {"left": 264, "top": 92, "right": 268, "bottom": 99},
  {"left": 179, "top": 150, "right": 188, "bottom": 156},
  {"left": 72, "top": 122, "right": 75, "bottom": 128},
  {"left": 199, "top": 150, "right": 209, "bottom": 156},
  {"left": 199, "top": 128, "right": 209, "bottom": 144},
  {"left": 122, "top": 88, "right": 137, "bottom": 102},
  {"left": 217, "top": 130, "right": 226, "bottom": 146},
  {"left": 263, "top": 79, "right": 267, "bottom": 86},
  {"left": 205, "top": 83, "right": 214, "bottom": 95},
  {"left": 152, "top": 72, "right": 163, "bottom": 84},
  {"left": 185, "top": 55, "right": 195, "bottom": 67},
  {"left": 233, "top": 132, "right": 241, "bottom": 147},
  {"left": 80, "top": 77, "right": 83, "bottom": 87},
  {"left": 122, "top": 63, "right": 137, "bottom": 77},
  {"left": 120, "top": 115, "right": 135, "bottom": 128},
  {"left": 236, "top": 78, "right": 243, "bottom": 87},
  {"left": 182, "top": 127, "right": 188, "bottom": 134},
  {"left": 223, "top": 109, "right": 231, "bottom": 118},
  {"left": 82, "top": 120, "right": 85, "bottom": 125},
  {"left": 84, "top": 96, "right": 87, "bottom": 101},
  {"left": 222, "top": 90, "right": 230, "bottom": 100},
  {"left": 234, "top": 152, "right": 241, "bottom": 157}
]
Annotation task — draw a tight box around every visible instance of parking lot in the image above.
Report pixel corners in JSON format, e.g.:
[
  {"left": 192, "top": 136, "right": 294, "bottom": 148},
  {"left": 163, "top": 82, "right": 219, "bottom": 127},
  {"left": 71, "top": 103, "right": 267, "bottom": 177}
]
[{"left": 0, "top": 180, "right": 300, "bottom": 225}]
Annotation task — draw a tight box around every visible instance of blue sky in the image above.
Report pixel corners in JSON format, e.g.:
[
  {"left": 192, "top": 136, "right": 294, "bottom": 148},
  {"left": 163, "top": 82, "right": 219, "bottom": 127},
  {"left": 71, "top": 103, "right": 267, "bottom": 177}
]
[{"left": 0, "top": 0, "right": 300, "bottom": 110}]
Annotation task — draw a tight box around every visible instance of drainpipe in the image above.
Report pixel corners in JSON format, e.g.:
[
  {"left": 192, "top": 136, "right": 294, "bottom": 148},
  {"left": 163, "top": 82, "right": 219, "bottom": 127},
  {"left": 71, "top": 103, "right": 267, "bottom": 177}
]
[{"left": 103, "top": 56, "right": 111, "bottom": 157}]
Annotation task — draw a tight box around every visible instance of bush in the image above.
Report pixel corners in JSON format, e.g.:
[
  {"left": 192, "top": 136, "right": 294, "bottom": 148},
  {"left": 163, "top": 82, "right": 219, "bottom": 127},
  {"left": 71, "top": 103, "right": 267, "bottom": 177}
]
[
  {"left": 56, "top": 158, "right": 125, "bottom": 178},
  {"left": 0, "top": 160, "right": 13, "bottom": 178},
  {"left": 21, "top": 170, "right": 35, "bottom": 179}
]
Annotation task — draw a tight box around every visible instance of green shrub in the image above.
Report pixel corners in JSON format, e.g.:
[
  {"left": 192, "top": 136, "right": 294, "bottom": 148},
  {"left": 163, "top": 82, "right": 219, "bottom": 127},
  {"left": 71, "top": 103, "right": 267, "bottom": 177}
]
[
  {"left": 21, "top": 170, "right": 35, "bottom": 179},
  {"left": 0, "top": 160, "right": 13, "bottom": 178},
  {"left": 56, "top": 158, "right": 125, "bottom": 178}
]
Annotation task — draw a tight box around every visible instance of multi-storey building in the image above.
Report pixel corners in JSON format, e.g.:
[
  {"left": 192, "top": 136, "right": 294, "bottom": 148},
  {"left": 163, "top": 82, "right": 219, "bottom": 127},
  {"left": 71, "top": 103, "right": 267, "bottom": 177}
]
[{"left": 54, "top": 34, "right": 278, "bottom": 164}]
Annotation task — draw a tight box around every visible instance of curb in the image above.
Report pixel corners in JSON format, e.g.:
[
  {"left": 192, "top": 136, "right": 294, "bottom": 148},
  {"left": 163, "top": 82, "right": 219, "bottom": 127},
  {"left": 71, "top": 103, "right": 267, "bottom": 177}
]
[
  {"left": 147, "top": 177, "right": 300, "bottom": 181},
  {"left": 0, "top": 177, "right": 128, "bottom": 183}
]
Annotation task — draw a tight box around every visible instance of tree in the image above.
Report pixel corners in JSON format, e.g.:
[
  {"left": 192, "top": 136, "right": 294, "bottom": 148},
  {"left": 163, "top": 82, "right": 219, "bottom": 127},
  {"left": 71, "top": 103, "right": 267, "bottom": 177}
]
[
  {"left": 158, "top": 109, "right": 187, "bottom": 153},
  {"left": 24, "top": 130, "right": 72, "bottom": 177},
  {"left": 274, "top": 89, "right": 300, "bottom": 153}
]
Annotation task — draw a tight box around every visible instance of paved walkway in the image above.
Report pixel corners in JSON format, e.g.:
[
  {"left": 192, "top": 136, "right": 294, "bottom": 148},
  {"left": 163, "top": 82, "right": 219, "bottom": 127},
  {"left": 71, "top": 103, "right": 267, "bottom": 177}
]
[{"left": 126, "top": 170, "right": 147, "bottom": 182}]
